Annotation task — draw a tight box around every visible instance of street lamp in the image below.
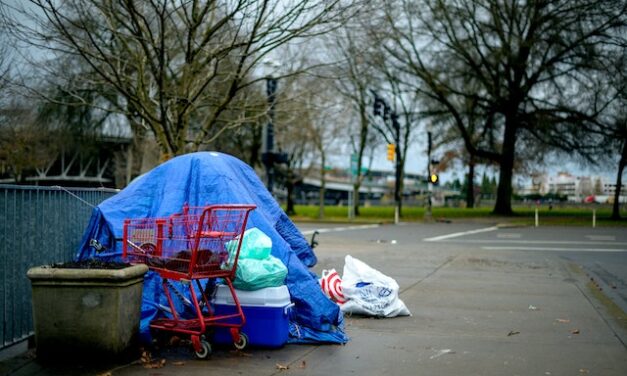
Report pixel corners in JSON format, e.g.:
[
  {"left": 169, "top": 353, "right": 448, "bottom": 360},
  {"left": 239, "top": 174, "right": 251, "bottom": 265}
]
[
  {"left": 261, "top": 59, "right": 281, "bottom": 194},
  {"left": 262, "top": 75, "right": 278, "bottom": 193}
]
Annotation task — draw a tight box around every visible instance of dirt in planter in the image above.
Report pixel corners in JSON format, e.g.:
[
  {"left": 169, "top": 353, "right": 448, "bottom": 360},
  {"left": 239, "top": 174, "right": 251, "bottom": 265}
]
[{"left": 52, "top": 259, "right": 131, "bottom": 270}]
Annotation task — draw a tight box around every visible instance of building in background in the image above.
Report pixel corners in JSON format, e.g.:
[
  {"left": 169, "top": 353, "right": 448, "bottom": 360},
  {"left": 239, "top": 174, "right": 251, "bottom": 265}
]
[{"left": 519, "top": 171, "right": 623, "bottom": 203}]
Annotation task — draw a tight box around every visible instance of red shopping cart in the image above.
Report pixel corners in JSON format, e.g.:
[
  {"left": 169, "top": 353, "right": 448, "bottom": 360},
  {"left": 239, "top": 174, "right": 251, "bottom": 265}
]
[{"left": 123, "top": 204, "right": 256, "bottom": 358}]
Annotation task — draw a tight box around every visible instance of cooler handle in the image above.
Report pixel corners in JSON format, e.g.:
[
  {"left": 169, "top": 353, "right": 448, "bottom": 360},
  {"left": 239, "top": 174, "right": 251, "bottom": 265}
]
[{"left": 284, "top": 303, "right": 295, "bottom": 316}]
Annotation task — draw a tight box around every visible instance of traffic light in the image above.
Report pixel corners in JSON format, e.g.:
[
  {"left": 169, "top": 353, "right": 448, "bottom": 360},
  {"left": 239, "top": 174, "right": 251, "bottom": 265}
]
[
  {"left": 429, "top": 173, "right": 439, "bottom": 185},
  {"left": 386, "top": 144, "right": 395, "bottom": 161}
]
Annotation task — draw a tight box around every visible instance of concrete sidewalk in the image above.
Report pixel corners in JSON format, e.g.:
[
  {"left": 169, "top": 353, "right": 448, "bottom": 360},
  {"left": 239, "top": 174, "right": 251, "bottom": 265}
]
[{"left": 2, "top": 223, "right": 626, "bottom": 375}]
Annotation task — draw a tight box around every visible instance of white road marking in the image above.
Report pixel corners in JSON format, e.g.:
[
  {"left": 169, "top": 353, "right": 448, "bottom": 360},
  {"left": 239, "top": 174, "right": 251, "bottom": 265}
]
[
  {"left": 585, "top": 235, "right": 616, "bottom": 241},
  {"left": 497, "top": 233, "right": 522, "bottom": 239},
  {"left": 423, "top": 226, "right": 499, "bottom": 242},
  {"left": 301, "top": 224, "right": 380, "bottom": 236},
  {"left": 482, "top": 246, "right": 627, "bottom": 252},
  {"left": 439, "top": 239, "right": 627, "bottom": 246}
]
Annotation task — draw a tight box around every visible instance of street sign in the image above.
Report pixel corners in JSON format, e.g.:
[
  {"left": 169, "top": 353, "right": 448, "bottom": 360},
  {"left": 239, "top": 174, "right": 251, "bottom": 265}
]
[{"left": 350, "top": 154, "right": 358, "bottom": 176}]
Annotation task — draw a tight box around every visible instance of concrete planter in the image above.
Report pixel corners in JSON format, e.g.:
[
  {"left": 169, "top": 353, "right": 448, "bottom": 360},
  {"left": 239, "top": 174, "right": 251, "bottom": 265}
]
[{"left": 27, "top": 264, "right": 149, "bottom": 361}]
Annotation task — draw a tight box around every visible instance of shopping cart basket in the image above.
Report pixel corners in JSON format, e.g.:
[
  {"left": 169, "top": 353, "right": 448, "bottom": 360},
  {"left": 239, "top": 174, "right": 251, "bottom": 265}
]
[{"left": 123, "top": 204, "right": 256, "bottom": 358}]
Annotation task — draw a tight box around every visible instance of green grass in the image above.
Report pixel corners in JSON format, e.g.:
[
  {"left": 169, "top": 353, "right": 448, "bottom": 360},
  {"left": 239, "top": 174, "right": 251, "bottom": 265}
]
[{"left": 285, "top": 204, "right": 627, "bottom": 227}]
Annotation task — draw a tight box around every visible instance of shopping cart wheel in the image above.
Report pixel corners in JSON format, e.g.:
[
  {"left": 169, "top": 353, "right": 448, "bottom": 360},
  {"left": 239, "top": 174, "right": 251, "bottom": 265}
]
[
  {"left": 194, "top": 339, "right": 211, "bottom": 359},
  {"left": 233, "top": 332, "right": 248, "bottom": 350}
]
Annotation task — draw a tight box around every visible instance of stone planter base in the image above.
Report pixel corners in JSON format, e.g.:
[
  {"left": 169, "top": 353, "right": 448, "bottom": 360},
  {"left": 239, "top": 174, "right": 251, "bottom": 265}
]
[{"left": 27, "top": 264, "right": 148, "bottom": 361}]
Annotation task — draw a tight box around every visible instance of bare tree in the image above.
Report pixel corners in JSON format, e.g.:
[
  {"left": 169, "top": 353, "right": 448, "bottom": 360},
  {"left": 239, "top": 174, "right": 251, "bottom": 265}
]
[
  {"left": 0, "top": 100, "right": 59, "bottom": 182},
  {"left": 328, "top": 21, "right": 379, "bottom": 216},
  {"left": 10, "top": 0, "right": 356, "bottom": 161},
  {"left": 379, "top": 0, "right": 626, "bottom": 215},
  {"left": 594, "top": 50, "right": 627, "bottom": 219},
  {"left": 369, "top": 73, "right": 422, "bottom": 219},
  {"left": 307, "top": 85, "right": 346, "bottom": 219}
]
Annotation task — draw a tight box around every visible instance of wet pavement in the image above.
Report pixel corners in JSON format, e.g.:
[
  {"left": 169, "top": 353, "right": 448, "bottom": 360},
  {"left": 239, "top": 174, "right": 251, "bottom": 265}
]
[{"left": 2, "top": 222, "right": 626, "bottom": 375}]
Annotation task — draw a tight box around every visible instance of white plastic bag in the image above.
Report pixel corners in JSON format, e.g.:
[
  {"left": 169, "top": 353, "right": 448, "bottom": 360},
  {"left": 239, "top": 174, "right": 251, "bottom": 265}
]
[{"left": 340, "top": 255, "right": 411, "bottom": 317}]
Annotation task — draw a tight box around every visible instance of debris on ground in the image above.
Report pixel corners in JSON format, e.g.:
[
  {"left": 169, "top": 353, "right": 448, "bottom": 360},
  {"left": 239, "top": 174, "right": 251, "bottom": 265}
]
[
  {"left": 429, "top": 349, "right": 454, "bottom": 359},
  {"left": 340, "top": 255, "right": 411, "bottom": 317},
  {"left": 230, "top": 350, "right": 253, "bottom": 357},
  {"left": 555, "top": 318, "right": 570, "bottom": 323},
  {"left": 528, "top": 304, "right": 538, "bottom": 310},
  {"left": 275, "top": 363, "right": 289, "bottom": 370},
  {"left": 140, "top": 351, "right": 166, "bottom": 369},
  {"left": 507, "top": 330, "right": 520, "bottom": 336},
  {"left": 570, "top": 329, "right": 580, "bottom": 335}
]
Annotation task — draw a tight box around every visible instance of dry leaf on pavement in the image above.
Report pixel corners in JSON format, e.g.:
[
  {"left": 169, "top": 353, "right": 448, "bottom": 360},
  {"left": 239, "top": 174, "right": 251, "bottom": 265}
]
[{"left": 275, "top": 363, "right": 289, "bottom": 370}]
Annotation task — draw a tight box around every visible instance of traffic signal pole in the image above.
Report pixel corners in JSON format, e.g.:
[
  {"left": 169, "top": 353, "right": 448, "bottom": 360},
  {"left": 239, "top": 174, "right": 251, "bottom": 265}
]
[
  {"left": 372, "top": 90, "right": 402, "bottom": 224},
  {"left": 393, "top": 114, "right": 401, "bottom": 225}
]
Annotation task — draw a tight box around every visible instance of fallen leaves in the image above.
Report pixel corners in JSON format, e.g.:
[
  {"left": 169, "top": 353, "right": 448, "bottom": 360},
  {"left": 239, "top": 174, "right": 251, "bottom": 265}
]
[
  {"left": 140, "top": 351, "right": 166, "bottom": 369},
  {"left": 229, "top": 349, "right": 253, "bottom": 357}
]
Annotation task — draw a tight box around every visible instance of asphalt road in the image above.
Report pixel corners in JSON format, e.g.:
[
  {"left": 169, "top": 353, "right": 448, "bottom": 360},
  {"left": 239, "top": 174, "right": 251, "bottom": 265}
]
[{"left": 301, "top": 222, "right": 627, "bottom": 316}]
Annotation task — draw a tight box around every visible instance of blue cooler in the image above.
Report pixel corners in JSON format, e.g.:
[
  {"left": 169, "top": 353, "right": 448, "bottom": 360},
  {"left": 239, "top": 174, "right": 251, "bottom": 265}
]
[{"left": 212, "top": 285, "right": 293, "bottom": 347}]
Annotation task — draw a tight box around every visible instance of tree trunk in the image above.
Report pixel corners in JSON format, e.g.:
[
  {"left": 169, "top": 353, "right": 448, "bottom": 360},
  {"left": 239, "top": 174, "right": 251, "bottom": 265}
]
[
  {"left": 395, "top": 154, "right": 403, "bottom": 218},
  {"left": 466, "top": 157, "right": 475, "bottom": 208},
  {"left": 611, "top": 138, "right": 627, "bottom": 220},
  {"left": 353, "top": 104, "right": 370, "bottom": 216},
  {"left": 286, "top": 167, "right": 295, "bottom": 216},
  {"left": 318, "top": 154, "right": 326, "bottom": 219},
  {"left": 353, "top": 183, "right": 360, "bottom": 216},
  {"left": 493, "top": 119, "right": 517, "bottom": 216}
]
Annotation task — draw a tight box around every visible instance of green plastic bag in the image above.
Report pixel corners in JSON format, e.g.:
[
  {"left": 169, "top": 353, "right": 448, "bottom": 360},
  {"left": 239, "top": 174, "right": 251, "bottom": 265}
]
[
  {"left": 233, "top": 255, "right": 288, "bottom": 291},
  {"left": 226, "top": 228, "right": 272, "bottom": 262}
]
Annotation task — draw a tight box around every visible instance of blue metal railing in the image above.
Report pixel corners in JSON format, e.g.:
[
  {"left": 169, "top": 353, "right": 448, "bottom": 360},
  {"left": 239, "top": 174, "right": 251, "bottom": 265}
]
[{"left": 0, "top": 185, "right": 117, "bottom": 350}]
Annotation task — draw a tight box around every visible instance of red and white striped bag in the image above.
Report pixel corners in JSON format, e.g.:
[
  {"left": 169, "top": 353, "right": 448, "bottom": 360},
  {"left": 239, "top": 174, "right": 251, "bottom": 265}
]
[{"left": 319, "top": 268, "right": 346, "bottom": 304}]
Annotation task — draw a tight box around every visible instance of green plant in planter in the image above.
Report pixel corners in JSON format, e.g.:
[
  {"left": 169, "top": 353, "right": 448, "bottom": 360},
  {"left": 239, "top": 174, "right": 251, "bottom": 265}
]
[{"left": 27, "top": 260, "right": 148, "bottom": 361}]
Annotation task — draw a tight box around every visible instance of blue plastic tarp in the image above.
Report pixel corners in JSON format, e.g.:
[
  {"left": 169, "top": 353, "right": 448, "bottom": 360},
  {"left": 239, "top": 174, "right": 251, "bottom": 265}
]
[{"left": 76, "top": 152, "right": 347, "bottom": 344}]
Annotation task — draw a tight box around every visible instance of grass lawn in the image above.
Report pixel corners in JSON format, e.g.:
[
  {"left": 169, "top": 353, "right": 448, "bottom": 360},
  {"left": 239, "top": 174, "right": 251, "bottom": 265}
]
[{"left": 286, "top": 204, "right": 627, "bottom": 227}]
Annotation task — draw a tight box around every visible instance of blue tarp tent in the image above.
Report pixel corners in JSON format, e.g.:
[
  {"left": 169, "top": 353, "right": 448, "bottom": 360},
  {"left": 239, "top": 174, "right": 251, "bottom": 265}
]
[{"left": 76, "top": 152, "right": 347, "bottom": 344}]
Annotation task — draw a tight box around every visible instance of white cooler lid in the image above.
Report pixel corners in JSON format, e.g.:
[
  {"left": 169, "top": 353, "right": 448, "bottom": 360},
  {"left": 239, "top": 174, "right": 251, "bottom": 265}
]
[{"left": 214, "top": 284, "right": 291, "bottom": 307}]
